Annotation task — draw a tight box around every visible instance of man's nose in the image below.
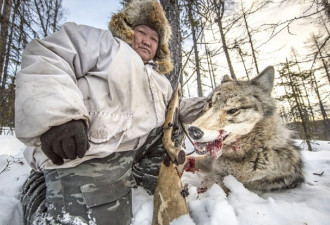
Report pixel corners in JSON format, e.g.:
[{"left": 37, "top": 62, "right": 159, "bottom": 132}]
[
  {"left": 188, "top": 126, "right": 204, "bottom": 140},
  {"left": 142, "top": 39, "right": 151, "bottom": 47}
]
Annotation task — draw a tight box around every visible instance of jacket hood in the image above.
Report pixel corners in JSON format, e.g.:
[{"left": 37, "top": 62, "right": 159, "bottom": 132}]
[{"left": 109, "top": 0, "right": 173, "bottom": 74}]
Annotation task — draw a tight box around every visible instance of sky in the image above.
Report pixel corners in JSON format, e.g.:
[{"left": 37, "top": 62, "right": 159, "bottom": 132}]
[
  {"left": 247, "top": 1, "right": 318, "bottom": 70},
  {"left": 60, "top": 0, "right": 319, "bottom": 74},
  {"left": 61, "top": 0, "right": 122, "bottom": 30},
  {"left": 60, "top": 0, "right": 324, "bottom": 101}
]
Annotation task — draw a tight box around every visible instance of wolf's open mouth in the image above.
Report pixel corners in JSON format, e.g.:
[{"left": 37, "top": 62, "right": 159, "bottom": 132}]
[{"left": 193, "top": 130, "right": 227, "bottom": 159}]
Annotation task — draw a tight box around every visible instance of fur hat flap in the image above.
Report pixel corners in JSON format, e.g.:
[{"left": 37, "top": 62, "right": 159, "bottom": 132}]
[{"left": 109, "top": 0, "right": 173, "bottom": 74}]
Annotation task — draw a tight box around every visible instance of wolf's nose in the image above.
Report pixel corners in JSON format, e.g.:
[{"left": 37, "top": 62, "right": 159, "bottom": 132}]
[{"left": 188, "top": 126, "right": 204, "bottom": 140}]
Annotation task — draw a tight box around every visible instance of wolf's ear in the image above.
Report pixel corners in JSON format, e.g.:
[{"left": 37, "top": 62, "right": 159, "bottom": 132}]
[
  {"left": 252, "top": 66, "right": 275, "bottom": 94},
  {"left": 221, "top": 75, "right": 231, "bottom": 83}
]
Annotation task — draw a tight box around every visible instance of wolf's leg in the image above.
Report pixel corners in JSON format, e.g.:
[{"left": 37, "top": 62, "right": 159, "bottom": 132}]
[
  {"left": 181, "top": 155, "right": 221, "bottom": 192},
  {"left": 194, "top": 155, "right": 214, "bottom": 172},
  {"left": 194, "top": 156, "right": 232, "bottom": 193}
]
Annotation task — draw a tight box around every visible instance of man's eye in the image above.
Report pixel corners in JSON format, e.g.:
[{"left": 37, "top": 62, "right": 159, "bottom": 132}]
[{"left": 227, "top": 108, "right": 239, "bottom": 114}]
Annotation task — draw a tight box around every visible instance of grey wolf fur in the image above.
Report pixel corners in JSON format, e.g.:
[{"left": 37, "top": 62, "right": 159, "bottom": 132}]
[{"left": 187, "top": 66, "right": 304, "bottom": 192}]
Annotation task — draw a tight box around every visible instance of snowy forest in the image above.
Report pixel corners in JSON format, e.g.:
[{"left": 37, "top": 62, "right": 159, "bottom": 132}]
[{"left": 0, "top": 0, "right": 329, "bottom": 147}]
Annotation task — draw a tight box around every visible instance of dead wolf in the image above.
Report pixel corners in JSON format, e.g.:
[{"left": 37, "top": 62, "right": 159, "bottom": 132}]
[{"left": 186, "top": 66, "right": 304, "bottom": 192}]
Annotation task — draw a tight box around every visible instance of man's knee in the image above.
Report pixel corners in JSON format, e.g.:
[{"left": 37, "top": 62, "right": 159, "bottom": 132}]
[{"left": 22, "top": 151, "right": 136, "bottom": 225}]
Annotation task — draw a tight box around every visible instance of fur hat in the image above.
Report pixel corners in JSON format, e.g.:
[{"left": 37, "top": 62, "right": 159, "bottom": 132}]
[{"left": 109, "top": 0, "right": 173, "bottom": 74}]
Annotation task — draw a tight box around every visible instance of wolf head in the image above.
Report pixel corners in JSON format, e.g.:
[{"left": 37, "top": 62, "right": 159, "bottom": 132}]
[{"left": 188, "top": 66, "right": 276, "bottom": 159}]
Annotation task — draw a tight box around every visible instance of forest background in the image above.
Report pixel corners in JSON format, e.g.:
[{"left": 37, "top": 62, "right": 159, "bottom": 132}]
[{"left": 0, "top": 0, "right": 329, "bottom": 151}]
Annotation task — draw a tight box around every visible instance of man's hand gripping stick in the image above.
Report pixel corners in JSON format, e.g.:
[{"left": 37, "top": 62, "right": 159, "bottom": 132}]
[{"left": 162, "top": 82, "right": 185, "bottom": 165}]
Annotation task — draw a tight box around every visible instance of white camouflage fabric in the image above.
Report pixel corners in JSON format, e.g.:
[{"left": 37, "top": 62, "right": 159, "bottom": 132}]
[{"left": 15, "top": 22, "right": 173, "bottom": 171}]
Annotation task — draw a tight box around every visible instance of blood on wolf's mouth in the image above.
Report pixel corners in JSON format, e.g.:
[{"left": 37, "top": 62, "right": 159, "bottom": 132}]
[{"left": 193, "top": 130, "right": 227, "bottom": 159}]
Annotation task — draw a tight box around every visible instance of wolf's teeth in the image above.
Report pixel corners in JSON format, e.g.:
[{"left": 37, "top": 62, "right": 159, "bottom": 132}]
[{"left": 194, "top": 142, "right": 209, "bottom": 155}]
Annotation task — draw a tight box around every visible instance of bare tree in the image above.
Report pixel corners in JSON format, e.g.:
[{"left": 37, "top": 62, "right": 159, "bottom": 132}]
[
  {"left": 0, "top": 0, "right": 64, "bottom": 133},
  {"left": 278, "top": 59, "right": 313, "bottom": 151},
  {"left": 160, "top": 0, "right": 182, "bottom": 88},
  {"left": 188, "top": 0, "right": 203, "bottom": 96},
  {"left": 312, "top": 34, "right": 330, "bottom": 85},
  {"left": 211, "top": 0, "right": 236, "bottom": 79},
  {"left": 291, "top": 48, "right": 316, "bottom": 124},
  {"left": 0, "top": 0, "right": 13, "bottom": 83}
]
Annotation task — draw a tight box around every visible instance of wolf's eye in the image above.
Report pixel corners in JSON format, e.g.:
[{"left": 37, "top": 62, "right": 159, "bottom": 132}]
[{"left": 227, "top": 108, "right": 239, "bottom": 114}]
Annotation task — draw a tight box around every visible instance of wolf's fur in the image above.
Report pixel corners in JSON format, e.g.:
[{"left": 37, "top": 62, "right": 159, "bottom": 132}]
[{"left": 187, "top": 66, "right": 304, "bottom": 192}]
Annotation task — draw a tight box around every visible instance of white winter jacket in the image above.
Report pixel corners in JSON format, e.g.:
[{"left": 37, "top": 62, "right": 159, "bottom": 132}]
[{"left": 15, "top": 23, "right": 173, "bottom": 171}]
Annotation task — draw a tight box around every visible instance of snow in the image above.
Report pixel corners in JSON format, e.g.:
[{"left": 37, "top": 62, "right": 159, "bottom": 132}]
[{"left": 1, "top": 134, "right": 330, "bottom": 225}]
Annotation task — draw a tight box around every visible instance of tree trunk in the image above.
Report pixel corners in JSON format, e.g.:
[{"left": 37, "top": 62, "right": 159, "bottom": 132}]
[
  {"left": 187, "top": 0, "right": 203, "bottom": 96},
  {"left": 322, "top": 0, "right": 330, "bottom": 21},
  {"left": 52, "top": 0, "right": 59, "bottom": 32},
  {"left": 285, "top": 59, "right": 313, "bottom": 151},
  {"left": 160, "top": 0, "right": 182, "bottom": 89},
  {"left": 313, "top": 34, "right": 330, "bottom": 85},
  {"left": 0, "top": 0, "right": 64, "bottom": 130},
  {"left": 208, "top": 49, "right": 218, "bottom": 86},
  {"left": 1, "top": 0, "right": 19, "bottom": 91},
  {"left": 214, "top": 1, "right": 236, "bottom": 80},
  {"left": 235, "top": 41, "right": 250, "bottom": 80},
  {"left": 310, "top": 71, "right": 329, "bottom": 139},
  {"left": 0, "top": 0, "right": 13, "bottom": 133},
  {"left": 292, "top": 49, "right": 316, "bottom": 124},
  {"left": 205, "top": 44, "right": 215, "bottom": 88},
  {"left": 241, "top": 2, "right": 259, "bottom": 74},
  {"left": 0, "top": 0, "right": 12, "bottom": 83},
  {"left": 279, "top": 70, "right": 296, "bottom": 123}
]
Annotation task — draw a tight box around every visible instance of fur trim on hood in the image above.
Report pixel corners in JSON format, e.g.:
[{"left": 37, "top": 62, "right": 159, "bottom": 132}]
[{"left": 109, "top": 0, "right": 173, "bottom": 74}]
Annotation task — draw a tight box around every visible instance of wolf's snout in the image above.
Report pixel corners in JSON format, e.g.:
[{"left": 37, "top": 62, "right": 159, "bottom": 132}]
[{"left": 188, "top": 126, "right": 204, "bottom": 140}]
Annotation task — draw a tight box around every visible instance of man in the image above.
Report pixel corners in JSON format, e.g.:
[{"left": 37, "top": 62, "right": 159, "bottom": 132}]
[{"left": 16, "top": 1, "right": 206, "bottom": 224}]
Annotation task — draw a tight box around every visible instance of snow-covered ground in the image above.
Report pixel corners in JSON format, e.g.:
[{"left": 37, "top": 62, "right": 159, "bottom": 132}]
[{"left": 0, "top": 134, "right": 329, "bottom": 225}]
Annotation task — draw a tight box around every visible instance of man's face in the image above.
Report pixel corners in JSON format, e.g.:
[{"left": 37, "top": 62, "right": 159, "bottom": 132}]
[{"left": 132, "top": 25, "right": 159, "bottom": 63}]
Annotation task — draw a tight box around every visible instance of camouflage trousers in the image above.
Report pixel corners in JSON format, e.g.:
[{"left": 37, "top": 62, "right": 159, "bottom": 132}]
[
  {"left": 22, "top": 151, "right": 136, "bottom": 225},
  {"left": 21, "top": 126, "right": 184, "bottom": 224}
]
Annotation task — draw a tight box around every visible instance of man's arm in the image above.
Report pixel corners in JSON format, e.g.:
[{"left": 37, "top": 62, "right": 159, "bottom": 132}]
[{"left": 15, "top": 23, "right": 117, "bottom": 146}]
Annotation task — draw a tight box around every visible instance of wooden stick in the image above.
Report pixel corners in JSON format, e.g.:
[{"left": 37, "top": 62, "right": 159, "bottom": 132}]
[
  {"left": 152, "top": 80, "right": 189, "bottom": 224},
  {"left": 162, "top": 82, "right": 186, "bottom": 165},
  {"left": 152, "top": 161, "right": 189, "bottom": 225}
]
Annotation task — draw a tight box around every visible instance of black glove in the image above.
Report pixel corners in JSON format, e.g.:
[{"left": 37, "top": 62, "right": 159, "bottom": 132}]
[{"left": 40, "top": 120, "right": 90, "bottom": 165}]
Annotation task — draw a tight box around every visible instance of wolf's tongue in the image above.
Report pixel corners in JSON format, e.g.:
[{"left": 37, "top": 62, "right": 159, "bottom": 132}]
[{"left": 208, "top": 130, "right": 224, "bottom": 159}]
